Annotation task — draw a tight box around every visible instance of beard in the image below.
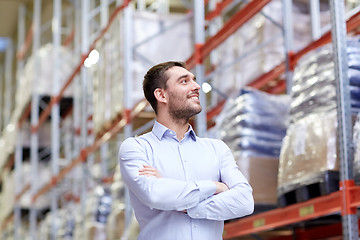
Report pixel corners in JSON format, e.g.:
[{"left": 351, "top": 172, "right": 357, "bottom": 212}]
[{"left": 168, "top": 92, "right": 202, "bottom": 122}]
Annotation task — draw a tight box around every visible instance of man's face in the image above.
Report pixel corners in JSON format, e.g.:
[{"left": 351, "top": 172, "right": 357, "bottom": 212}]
[{"left": 164, "top": 66, "right": 202, "bottom": 120}]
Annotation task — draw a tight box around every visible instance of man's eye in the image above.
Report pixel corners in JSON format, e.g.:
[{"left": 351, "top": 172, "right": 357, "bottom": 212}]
[{"left": 181, "top": 80, "right": 187, "bottom": 84}]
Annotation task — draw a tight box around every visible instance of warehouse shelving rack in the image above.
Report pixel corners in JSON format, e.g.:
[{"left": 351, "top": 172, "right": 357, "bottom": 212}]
[{"left": 0, "top": 0, "right": 360, "bottom": 239}]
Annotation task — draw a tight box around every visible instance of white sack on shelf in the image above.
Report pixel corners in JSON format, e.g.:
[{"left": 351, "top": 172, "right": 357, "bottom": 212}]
[
  {"left": 18, "top": 161, "right": 52, "bottom": 209},
  {"left": 16, "top": 43, "right": 75, "bottom": 111},
  {"left": 0, "top": 169, "right": 14, "bottom": 222}
]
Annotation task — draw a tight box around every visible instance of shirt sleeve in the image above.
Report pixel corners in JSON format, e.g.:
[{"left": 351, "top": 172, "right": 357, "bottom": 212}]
[
  {"left": 187, "top": 140, "right": 254, "bottom": 220},
  {"left": 119, "top": 137, "right": 217, "bottom": 211}
]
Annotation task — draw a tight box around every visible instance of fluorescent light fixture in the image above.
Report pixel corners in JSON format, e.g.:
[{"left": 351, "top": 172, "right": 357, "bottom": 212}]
[
  {"left": 88, "top": 49, "right": 100, "bottom": 65},
  {"left": 202, "top": 82, "right": 212, "bottom": 93},
  {"left": 84, "top": 57, "right": 92, "bottom": 68},
  {"left": 84, "top": 49, "right": 100, "bottom": 68}
]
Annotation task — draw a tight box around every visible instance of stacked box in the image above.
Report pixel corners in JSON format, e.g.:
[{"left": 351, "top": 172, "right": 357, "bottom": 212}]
[{"left": 236, "top": 155, "right": 279, "bottom": 204}]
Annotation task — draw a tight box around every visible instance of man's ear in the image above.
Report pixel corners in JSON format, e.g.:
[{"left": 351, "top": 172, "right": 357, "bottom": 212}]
[{"left": 154, "top": 88, "right": 167, "bottom": 104}]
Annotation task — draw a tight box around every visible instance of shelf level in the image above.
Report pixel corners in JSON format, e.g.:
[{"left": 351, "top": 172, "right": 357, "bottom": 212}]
[{"left": 223, "top": 185, "right": 360, "bottom": 239}]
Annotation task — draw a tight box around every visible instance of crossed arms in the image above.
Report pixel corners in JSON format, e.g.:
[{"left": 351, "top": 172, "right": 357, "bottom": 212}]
[{"left": 139, "top": 165, "right": 229, "bottom": 195}]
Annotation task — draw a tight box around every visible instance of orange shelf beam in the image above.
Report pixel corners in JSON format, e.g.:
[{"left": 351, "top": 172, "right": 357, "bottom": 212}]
[
  {"left": 205, "top": 0, "right": 234, "bottom": 21},
  {"left": 223, "top": 186, "right": 360, "bottom": 239},
  {"left": 186, "top": 0, "right": 271, "bottom": 69}
]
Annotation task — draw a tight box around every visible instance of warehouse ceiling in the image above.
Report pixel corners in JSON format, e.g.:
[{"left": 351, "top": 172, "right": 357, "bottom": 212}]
[
  {"left": 0, "top": 0, "right": 32, "bottom": 38},
  {"left": 0, "top": 0, "right": 189, "bottom": 62}
]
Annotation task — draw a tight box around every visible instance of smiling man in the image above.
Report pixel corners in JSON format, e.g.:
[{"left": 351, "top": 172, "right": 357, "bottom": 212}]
[{"left": 118, "top": 61, "right": 254, "bottom": 240}]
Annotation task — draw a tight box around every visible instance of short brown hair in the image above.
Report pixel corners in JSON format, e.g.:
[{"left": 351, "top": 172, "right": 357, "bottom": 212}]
[{"left": 143, "top": 61, "right": 186, "bottom": 114}]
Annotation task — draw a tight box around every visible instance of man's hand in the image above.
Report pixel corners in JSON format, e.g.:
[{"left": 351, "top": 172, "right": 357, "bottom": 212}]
[
  {"left": 139, "top": 165, "right": 162, "bottom": 178},
  {"left": 213, "top": 181, "right": 229, "bottom": 194}
]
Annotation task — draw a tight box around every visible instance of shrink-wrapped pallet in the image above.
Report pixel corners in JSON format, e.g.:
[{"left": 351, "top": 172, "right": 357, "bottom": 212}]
[
  {"left": 215, "top": 87, "right": 290, "bottom": 204},
  {"left": 278, "top": 110, "right": 339, "bottom": 195},
  {"left": 216, "top": 87, "right": 290, "bottom": 158},
  {"left": 278, "top": 38, "right": 360, "bottom": 198}
]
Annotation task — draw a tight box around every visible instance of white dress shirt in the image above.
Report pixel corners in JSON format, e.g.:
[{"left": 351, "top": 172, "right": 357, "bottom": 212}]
[{"left": 119, "top": 121, "right": 254, "bottom": 240}]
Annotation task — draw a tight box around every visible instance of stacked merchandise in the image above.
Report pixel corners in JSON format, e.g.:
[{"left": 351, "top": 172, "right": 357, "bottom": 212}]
[
  {"left": 0, "top": 43, "right": 75, "bottom": 179},
  {"left": 211, "top": 0, "right": 330, "bottom": 100},
  {"left": 278, "top": 38, "right": 360, "bottom": 205},
  {"left": 215, "top": 87, "right": 290, "bottom": 204},
  {"left": 352, "top": 113, "right": 360, "bottom": 184}
]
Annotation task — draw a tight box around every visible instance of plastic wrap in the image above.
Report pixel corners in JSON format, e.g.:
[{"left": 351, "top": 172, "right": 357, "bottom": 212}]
[
  {"left": 211, "top": 0, "right": 330, "bottom": 97},
  {"left": 289, "top": 39, "right": 360, "bottom": 123},
  {"left": 278, "top": 38, "right": 360, "bottom": 196},
  {"left": 278, "top": 110, "right": 339, "bottom": 196},
  {"left": 216, "top": 87, "right": 290, "bottom": 158},
  {"left": 353, "top": 113, "right": 360, "bottom": 183}
]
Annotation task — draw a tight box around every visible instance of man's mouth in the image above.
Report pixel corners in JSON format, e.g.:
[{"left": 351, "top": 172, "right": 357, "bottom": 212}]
[{"left": 188, "top": 92, "right": 199, "bottom": 100}]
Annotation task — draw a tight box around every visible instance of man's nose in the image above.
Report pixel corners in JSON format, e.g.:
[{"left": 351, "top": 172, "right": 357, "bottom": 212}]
[{"left": 192, "top": 80, "right": 200, "bottom": 90}]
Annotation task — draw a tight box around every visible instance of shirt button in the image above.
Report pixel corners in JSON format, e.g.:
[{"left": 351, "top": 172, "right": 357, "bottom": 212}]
[{"left": 194, "top": 225, "right": 197, "bottom": 228}]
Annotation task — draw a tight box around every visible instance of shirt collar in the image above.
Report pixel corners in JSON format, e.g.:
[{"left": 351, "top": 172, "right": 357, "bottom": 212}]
[{"left": 152, "top": 121, "right": 197, "bottom": 141}]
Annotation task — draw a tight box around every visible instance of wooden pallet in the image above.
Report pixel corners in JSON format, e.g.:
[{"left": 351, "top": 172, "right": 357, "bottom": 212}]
[{"left": 278, "top": 171, "right": 340, "bottom": 207}]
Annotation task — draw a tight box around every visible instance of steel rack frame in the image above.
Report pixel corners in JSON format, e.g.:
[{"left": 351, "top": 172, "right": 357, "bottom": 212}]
[{"left": 1, "top": 0, "right": 359, "bottom": 239}]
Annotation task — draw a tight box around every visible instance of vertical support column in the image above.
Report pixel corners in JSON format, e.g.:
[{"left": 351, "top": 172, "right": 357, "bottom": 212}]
[
  {"left": 14, "top": 4, "right": 26, "bottom": 239},
  {"left": 157, "top": 0, "right": 169, "bottom": 15},
  {"left": 208, "top": 0, "right": 220, "bottom": 107},
  {"left": 309, "top": 0, "right": 321, "bottom": 41},
  {"left": 100, "top": 0, "right": 109, "bottom": 180},
  {"left": 51, "top": 0, "right": 61, "bottom": 238},
  {"left": 73, "top": 0, "right": 82, "bottom": 199},
  {"left": 4, "top": 39, "right": 13, "bottom": 127},
  {"left": 123, "top": 3, "right": 133, "bottom": 140},
  {"left": 80, "top": 0, "right": 90, "bottom": 236},
  {"left": 137, "top": 0, "right": 146, "bottom": 11},
  {"left": 123, "top": 0, "right": 133, "bottom": 230},
  {"left": 329, "top": 1, "right": 359, "bottom": 239},
  {"left": 193, "top": 0, "right": 206, "bottom": 137},
  {"left": 30, "top": 0, "right": 41, "bottom": 239},
  {"left": 281, "top": 0, "right": 294, "bottom": 94}
]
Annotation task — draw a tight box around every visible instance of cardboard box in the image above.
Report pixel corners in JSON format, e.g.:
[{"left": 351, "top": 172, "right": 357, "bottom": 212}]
[{"left": 236, "top": 155, "right": 279, "bottom": 204}]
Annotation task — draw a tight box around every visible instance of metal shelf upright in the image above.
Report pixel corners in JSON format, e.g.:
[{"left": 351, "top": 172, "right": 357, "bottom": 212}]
[
  {"left": 29, "top": 1, "right": 41, "bottom": 239},
  {"left": 330, "top": 0, "right": 359, "bottom": 238},
  {"left": 13, "top": 3, "right": 26, "bottom": 240}
]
